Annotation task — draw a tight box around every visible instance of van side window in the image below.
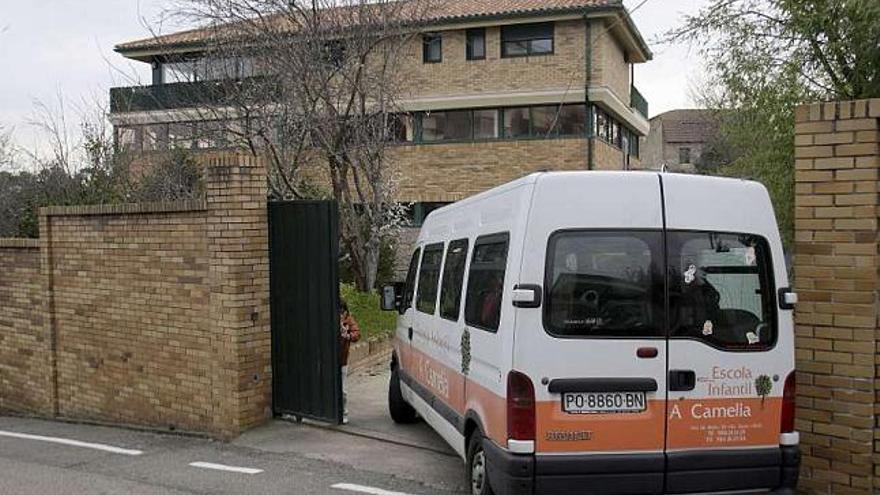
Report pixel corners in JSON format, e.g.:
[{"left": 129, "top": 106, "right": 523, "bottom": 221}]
[
  {"left": 416, "top": 243, "right": 444, "bottom": 314},
  {"left": 544, "top": 231, "right": 665, "bottom": 338},
  {"left": 668, "top": 232, "right": 776, "bottom": 350},
  {"left": 403, "top": 248, "right": 421, "bottom": 310},
  {"left": 439, "top": 239, "right": 469, "bottom": 321},
  {"left": 464, "top": 234, "right": 510, "bottom": 332}
]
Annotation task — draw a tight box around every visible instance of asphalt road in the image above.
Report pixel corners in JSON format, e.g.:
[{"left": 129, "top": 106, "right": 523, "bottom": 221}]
[{"left": 0, "top": 369, "right": 468, "bottom": 495}]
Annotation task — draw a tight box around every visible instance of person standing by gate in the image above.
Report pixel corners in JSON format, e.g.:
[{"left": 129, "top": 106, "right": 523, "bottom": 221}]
[{"left": 339, "top": 300, "right": 361, "bottom": 424}]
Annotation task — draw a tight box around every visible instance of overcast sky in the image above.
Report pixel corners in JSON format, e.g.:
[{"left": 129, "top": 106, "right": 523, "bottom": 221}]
[{"left": 0, "top": 0, "right": 707, "bottom": 155}]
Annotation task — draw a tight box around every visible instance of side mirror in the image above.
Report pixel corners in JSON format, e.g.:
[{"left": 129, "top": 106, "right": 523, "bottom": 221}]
[{"left": 381, "top": 282, "right": 405, "bottom": 312}]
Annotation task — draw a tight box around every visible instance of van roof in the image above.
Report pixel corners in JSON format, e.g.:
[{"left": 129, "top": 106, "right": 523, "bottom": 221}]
[{"left": 425, "top": 171, "right": 762, "bottom": 222}]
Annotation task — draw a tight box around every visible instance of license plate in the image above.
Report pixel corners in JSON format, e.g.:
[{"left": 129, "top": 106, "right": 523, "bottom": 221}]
[{"left": 562, "top": 392, "right": 647, "bottom": 414}]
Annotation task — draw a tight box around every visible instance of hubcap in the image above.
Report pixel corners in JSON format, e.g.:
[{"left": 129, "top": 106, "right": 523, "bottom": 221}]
[{"left": 471, "top": 449, "right": 486, "bottom": 495}]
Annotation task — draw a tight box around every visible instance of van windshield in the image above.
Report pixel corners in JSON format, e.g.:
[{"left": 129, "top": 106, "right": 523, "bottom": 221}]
[{"left": 544, "top": 231, "right": 665, "bottom": 338}]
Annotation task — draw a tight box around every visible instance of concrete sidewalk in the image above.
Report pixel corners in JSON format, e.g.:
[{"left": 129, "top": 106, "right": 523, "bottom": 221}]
[{"left": 234, "top": 366, "right": 466, "bottom": 493}]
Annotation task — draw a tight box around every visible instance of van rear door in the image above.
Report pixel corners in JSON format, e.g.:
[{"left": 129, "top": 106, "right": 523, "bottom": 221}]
[
  {"left": 661, "top": 174, "right": 794, "bottom": 493},
  {"left": 515, "top": 173, "right": 668, "bottom": 494}
]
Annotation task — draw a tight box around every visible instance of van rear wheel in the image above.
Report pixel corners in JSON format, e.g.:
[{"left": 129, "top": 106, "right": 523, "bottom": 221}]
[
  {"left": 389, "top": 367, "right": 418, "bottom": 424},
  {"left": 467, "top": 432, "right": 495, "bottom": 495}
]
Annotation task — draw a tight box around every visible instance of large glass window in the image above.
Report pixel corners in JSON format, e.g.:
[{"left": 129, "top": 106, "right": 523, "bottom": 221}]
[
  {"left": 422, "top": 110, "right": 472, "bottom": 141},
  {"left": 668, "top": 232, "right": 776, "bottom": 350},
  {"left": 416, "top": 243, "right": 444, "bottom": 314},
  {"left": 142, "top": 124, "right": 167, "bottom": 151},
  {"left": 558, "top": 105, "right": 587, "bottom": 136},
  {"left": 501, "top": 23, "right": 554, "bottom": 57},
  {"left": 423, "top": 34, "right": 442, "bottom": 63},
  {"left": 474, "top": 110, "right": 499, "bottom": 139},
  {"left": 466, "top": 28, "right": 486, "bottom": 61},
  {"left": 545, "top": 231, "right": 665, "bottom": 338},
  {"left": 464, "top": 234, "right": 509, "bottom": 332},
  {"left": 503, "top": 108, "right": 531, "bottom": 138},
  {"left": 439, "top": 239, "right": 469, "bottom": 321},
  {"left": 404, "top": 248, "right": 421, "bottom": 310}
]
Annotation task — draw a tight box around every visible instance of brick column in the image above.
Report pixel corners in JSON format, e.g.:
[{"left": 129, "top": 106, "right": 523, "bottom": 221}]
[
  {"left": 205, "top": 153, "right": 272, "bottom": 438},
  {"left": 793, "top": 99, "right": 880, "bottom": 494}
]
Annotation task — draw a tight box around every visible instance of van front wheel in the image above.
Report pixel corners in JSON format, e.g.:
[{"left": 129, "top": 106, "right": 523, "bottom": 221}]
[
  {"left": 467, "top": 432, "right": 495, "bottom": 495},
  {"left": 388, "top": 367, "right": 418, "bottom": 424}
]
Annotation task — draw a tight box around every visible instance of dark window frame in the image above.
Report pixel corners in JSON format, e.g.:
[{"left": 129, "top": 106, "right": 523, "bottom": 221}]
[
  {"left": 416, "top": 243, "right": 445, "bottom": 315},
  {"left": 466, "top": 28, "right": 487, "bottom": 61},
  {"left": 679, "top": 147, "right": 692, "bottom": 164},
  {"left": 423, "top": 33, "right": 443, "bottom": 63},
  {"left": 501, "top": 22, "right": 555, "bottom": 58},
  {"left": 439, "top": 238, "right": 470, "bottom": 322},
  {"left": 403, "top": 248, "right": 421, "bottom": 311},
  {"left": 464, "top": 232, "right": 510, "bottom": 333}
]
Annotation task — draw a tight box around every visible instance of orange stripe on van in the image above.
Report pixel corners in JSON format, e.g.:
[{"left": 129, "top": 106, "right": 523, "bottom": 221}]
[
  {"left": 665, "top": 397, "right": 782, "bottom": 450},
  {"left": 535, "top": 400, "right": 666, "bottom": 453}
]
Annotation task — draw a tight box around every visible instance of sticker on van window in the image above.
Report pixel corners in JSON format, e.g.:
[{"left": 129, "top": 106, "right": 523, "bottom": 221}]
[
  {"left": 746, "top": 332, "right": 760, "bottom": 345},
  {"left": 702, "top": 320, "right": 714, "bottom": 336},
  {"left": 684, "top": 264, "right": 697, "bottom": 284},
  {"left": 745, "top": 246, "right": 757, "bottom": 266},
  {"left": 565, "top": 253, "right": 578, "bottom": 272}
]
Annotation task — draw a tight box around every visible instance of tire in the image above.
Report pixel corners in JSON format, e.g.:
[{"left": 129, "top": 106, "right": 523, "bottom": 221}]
[
  {"left": 388, "top": 367, "right": 418, "bottom": 424},
  {"left": 466, "top": 431, "right": 496, "bottom": 495}
]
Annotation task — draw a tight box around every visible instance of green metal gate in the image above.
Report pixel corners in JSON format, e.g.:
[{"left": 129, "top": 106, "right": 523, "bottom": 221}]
[{"left": 268, "top": 200, "right": 342, "bottom": 424}]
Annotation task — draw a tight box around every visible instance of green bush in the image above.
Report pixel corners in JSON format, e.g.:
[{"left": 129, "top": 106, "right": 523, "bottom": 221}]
[{"left": 340, "top": 283, "right": 397, "bottom": 341}]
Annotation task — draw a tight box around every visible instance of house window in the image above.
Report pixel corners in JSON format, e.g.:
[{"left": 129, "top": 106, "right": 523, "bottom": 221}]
[
  {"left": 558, "top": 105, "right": 587, "bottom": 136},
  {"left": 116, "top": 126, "right": 140, "bottom": 151},
  {"left": 423, "top": 34, "right": 442, "bottom": 63},
  {"left": 503, "top": 107, "right": 531, "bottom": 138},
  {"left": 501, "top": 22, "right": 554, "bottom": 57},
  {"left": 680, "top": 147, "right": 692, "bottom": 164},
  {"left": 474, "top": 110, "right": 499, "bottom": 139},
  {"left": 142, "top": 124, "right": 167, "bottom": 151},
  {"left": 422, "top": 110, "right": 472, "bottom": 141},
  {"left": 466, "top": 28, "right": 486, "bottom": 60}
]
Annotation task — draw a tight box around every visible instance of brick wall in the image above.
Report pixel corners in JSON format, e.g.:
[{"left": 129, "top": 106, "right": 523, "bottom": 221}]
[
  {"left": 793, "top": 98, "right": 880, "bottom": 494},
  {"left": 390, "top": 137, "right": 590, "bottom": 202},
  {"left": 397, "top": 19, "right": 587, "bottom": 100},
  {"left": 0, "top": 239, "right": 52, "bottom": 415},
  {"left": 0, "top": 154, "right": 270, "bottom": 439}
]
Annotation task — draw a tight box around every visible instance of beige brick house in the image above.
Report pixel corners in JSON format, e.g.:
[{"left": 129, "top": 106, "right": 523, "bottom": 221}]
[{"left": 111, "top": 0, "right": 652, "bottom": 223}]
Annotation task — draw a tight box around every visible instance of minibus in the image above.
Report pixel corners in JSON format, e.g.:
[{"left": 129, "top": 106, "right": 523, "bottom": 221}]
[{"left": 381, "top": 171, "right": 799, "bottom": 495}]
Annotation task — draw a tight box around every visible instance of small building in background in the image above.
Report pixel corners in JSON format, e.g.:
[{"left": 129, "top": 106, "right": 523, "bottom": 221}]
[{"left": 641, "top": 109, "right": 721, "bottom": 172}]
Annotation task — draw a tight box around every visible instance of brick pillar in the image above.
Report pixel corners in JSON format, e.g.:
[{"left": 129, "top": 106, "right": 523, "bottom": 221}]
[
  {"left": 793, "top": 99, "right": 880, "bottom": 494},
  {"left": 205, "top": 153, "right": 272, "bottom": 438}
]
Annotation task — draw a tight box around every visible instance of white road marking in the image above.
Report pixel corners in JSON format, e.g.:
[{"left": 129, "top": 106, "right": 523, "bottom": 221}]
[
  {"left": 331, "top": 483, "right": 415, "bottom": 495},
  {"left": 188, "top": 461, "right": 264, "bottom": 475},
  {"left": 0, "top": 430, "right": 143, "bottom": 456}
]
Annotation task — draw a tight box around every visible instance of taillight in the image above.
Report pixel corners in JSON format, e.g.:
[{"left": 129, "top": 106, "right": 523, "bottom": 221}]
[
  {"left": 507, "top": 371, "right": 536, "bottom": 441},
  {"left": 781, "top": 372, "right": 796, "bottom": 433}
]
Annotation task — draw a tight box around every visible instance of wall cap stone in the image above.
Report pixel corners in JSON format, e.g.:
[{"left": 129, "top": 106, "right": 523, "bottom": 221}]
[
  {"left": 40, "top": 199, "right": 207, "bottom": 218},
  {"left": 0, "top": 238, "right": 40, "bottom": 249}
]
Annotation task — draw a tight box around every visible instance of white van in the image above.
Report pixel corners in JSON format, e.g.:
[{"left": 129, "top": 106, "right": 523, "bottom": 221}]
[{"left": 381, "top": 172, "right": 800, "bottom": 495}]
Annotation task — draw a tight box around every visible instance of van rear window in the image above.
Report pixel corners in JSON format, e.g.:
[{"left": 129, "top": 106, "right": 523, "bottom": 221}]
[
  {"left": 668, "top": 232, "right": 776, "bottom": 350},
  {"left": 544, "top": 231, "right": 665, "bottom": 338}
]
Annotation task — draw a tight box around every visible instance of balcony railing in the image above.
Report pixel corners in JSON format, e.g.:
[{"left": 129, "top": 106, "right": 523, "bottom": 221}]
[
  {"left": 631, "top": 85, "right": 649, "bottom": 119},
  {"left": 109, "top": 78, "right": 274, "bottom": 114}
]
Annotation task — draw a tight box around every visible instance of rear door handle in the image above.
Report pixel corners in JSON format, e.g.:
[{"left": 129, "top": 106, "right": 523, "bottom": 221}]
[
  {"left": 669, "top": 370, "right": 696, "bottom": 392},
  {"left": 408, "top": 327, "right": 413, "bottom": 340}
]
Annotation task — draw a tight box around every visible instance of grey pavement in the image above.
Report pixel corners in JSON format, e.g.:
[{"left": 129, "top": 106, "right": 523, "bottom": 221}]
[{"left": 0, "top": 367, "right": 467, "bottom": 495}]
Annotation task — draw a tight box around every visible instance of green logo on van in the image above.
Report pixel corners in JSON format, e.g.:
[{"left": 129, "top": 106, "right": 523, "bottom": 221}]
[
  {"left": 755, "top": 375, "right": 772, "bottom": 405},
  {"left": 461, "top": 330, "right": 472, "bottom": 376}
]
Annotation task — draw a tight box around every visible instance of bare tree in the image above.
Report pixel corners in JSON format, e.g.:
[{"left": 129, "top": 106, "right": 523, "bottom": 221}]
[{"left": 163, "top": 0, "right": 439, "bottom": 290}]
